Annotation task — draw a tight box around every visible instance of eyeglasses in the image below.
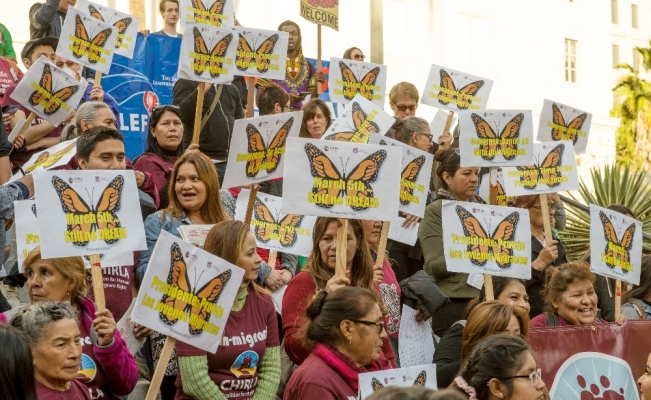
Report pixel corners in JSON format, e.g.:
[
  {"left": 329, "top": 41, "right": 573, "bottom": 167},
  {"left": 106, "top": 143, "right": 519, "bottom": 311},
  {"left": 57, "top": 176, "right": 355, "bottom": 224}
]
[
  {"left": 349, "top": 319, "right": 385, "bottom": 334},
  {"left": 418, "top": 132, "right": 434, "bottom": 141},
  {"left": 353, "top": 54, "right": 366, "bottom": 60},
  {"left": 502, "top": 368, "right": 542, "bottom": 386},
  {"left": 531, "top": 204, "right": 558, "bottom": 212},
  {"left": 393, "top": 103, "right": 418, "bottom": 112}
]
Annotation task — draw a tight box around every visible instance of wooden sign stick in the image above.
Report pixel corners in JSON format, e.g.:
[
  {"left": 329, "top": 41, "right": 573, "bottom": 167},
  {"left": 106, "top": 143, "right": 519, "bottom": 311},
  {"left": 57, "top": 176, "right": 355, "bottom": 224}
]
[
  {"left": 244, "top": 185, "right": 259, "bottom": 225},
  {"left": 615, "top": 279, "right": 622, "bottom": 320},
  {"left": 192, "top": 83, "right": 207, "bottom": 144},
  {"left": 89, "top": 254, "right": 105, "bottom": 311},
  {"left": 484, "top": 166, "right": 498, "bottom": 301},
  {"left": 144, "top": 336, "right": 177, "bottom": 400},
  {"left": 8, "top": 112, "right": 37, "bottom": 156},
  {"left": 267, "top": 250, "right": 278, "bottom": 270},
  {"left": 375, "top": 221, "right": 390, "bottom": 269},
  {"left": 539, "top": 194, "right": 554, "bottom": 244},
  {"left": 335, "top": 218, "right": 348, "bottom": 277},
  {"left": 246, "top": 78, "right": 257, "bottom": 118},
  {"left": 443, "top": 111, "right": 455, "bottom": 134},
  {"left": 316, "top": 24, "right": 322, "bottom": 94},
  {"left": 94, "top": 71, "right": 102, "bottom": 86}
]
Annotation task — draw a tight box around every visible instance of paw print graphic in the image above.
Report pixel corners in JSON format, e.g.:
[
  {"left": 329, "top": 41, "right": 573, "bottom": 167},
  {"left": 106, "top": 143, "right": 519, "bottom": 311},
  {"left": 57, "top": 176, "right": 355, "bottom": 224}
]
[{"left": 576, "top": 374, "right": 626, "bottom": 400}]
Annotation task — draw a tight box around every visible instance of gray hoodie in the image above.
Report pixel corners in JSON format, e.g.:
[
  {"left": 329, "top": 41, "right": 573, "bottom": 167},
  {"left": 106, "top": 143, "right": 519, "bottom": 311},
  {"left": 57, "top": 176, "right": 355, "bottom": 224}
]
[{"left": 29, "top": 0, "right": 67, "bottom": 40}]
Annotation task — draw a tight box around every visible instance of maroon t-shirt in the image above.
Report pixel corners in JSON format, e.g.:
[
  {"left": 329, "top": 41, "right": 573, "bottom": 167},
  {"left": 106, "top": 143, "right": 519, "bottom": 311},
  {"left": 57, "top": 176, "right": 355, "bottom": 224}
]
[
  {"left": 77, "top": 311, "right": 110, "bottom": 399},
  {"left": 0, "top": 58, "right": 22, "bottom": 104},
  {"left": 285, "top": 352, "right": 358, "bottom": 400},
  {"left": 86, "top": 263, "right": 135, "bottom": 322},
  {"left": 175, "top": 286, "right": 280, "bottom": 400},
  {"left": 36, "top": 379, "right": 92, "bottom": 400}
]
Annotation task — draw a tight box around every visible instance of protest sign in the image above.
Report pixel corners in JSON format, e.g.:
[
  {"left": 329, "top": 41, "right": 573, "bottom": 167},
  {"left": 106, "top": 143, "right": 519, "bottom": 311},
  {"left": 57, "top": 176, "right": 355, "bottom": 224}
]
[
  {"left": 178, "top": 224, "right": 214, "bottom": 248},
  {"left": 589, "top": 205, "right": 642, "bottom": 285},
  {"left": 399, "top": 305, "right": 435, "bottom": 368},
  {"left": 282, "top": 138, "right": 402, "bottom": 221},
  {"left": 57, "top": 8, "right": 117, "bottom": 73},
  {"left": 430, "top": 108, "right": 455, "bottom": 138},
  {"left": 34, "top": 170, "right": 146, "bottom": 260},
  {"left": 421, "top": 64, "right": 493, "bottom": 111},
  {"left": 458, "top": 110, "right": 534, "bottom": 167},
  {"left": 323, "top": 94, "right": 394, "bottom": 143},
  {"left": 388, "top": 217, "right": 419, "bottom": 246},
  {"left": 132, "top": 230, "right": 244, "bottom": 353},
  {"left": 367, "top": 135, "right": 432, "bottom": 218},
  {"left": 178, "top": 23, "right": 237, "bottom": 84},
  {"left": 299, "top": 0, "right": 339, "bottom": 31},
  {"left": 478, "top": 169, "right": 512, "bottom": 206},
  {"left": 22, "top": 138, "right": 77, "bottom": 174},
  {"left": 222, "top": 111, "right": 301, "bottom": 189},
  {"left": 233, "top": 26, "right": 289, "bottom": 81},
  {"left": 537, "top": 99, "right": 592, "bottom": 154},
  {"left": 179, "top": 0, "right": 234, "bottom": 27},
  {"left": 358, "top": 365, "right": 436, "bottom": 400},
  {"left": 10, "top": 57, "right": 88, "bottom": 127},
  {"left": 442, "top": 201, "right": 532, "bottom": 279},
  {"left": 234, "top": 189, "right": 316, "bottom": 257},
  {"left": 77, "top": 0, "right": 140, "bottom": 59},
  {"left": 327, "top": 57, "right": 386, "bottom": 107},
  {"left": 501, "top": 140, "right": 579, "bottom": 196}
]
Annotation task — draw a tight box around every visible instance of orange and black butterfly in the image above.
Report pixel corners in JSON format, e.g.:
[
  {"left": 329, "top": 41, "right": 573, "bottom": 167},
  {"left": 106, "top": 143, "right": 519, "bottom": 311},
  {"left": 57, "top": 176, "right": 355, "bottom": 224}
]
[
  {"left": 160, "top": 242, "right": 232, "bottom": 334},
  {"left": 253, "top": 198, "right": 304, "bottom": 247},
  {"left": 516, "top": 144, "right": 564, "bottom": 190},
  {"left": 72, "top": 14, "right": 113, "bottom": 63},
  {"left": 192, "top": 27, "right": 233, "bottom": 78},
  {"left": 28, "top": 64, "right": 80, "bottom": 115},
  {"left": 438, "top": 69, "right": 484, "bottom": 110},
  {"left": 371, "top": 371, "right": 427, "bottom": 392},
  {"left": 87, "top": 5, "right": 132, "bottom": 49},
  {"left": 550, "top": 103, "right": 587, "bottom": 144},
  {"left": 400, "top": 156, "right": 426, "bottom": 206},
  {"left": 246, "top": 117, "right": 293, "bottom": 177},
  {"left": 24, "top": 142, "right": 76, "bottom": 173},
  {"left": 51, "top": 175, "right": 123, "bottom": 247},
  {"left": 237, "top": 34, "right": 279, "bottom": 73},
  {"left": 494, "top": 180, "right": 512, "bottom": 206},
  {"left": 456, "top": 205, "right": 519, "bottom": 268},
  {"left": 600, "top": 211, "right": 635, "bottom": 272},
  {"left": 191, "top": 0, "right": 227, "bottom": 25},
  {"left": 324, "top": 102, "right": 379, "bottom": 142},
  {"left": 472, "top": 113, "right": 524, "bottom": 161},
  {"left": 338, "top": 61, "right": 381, "bottom": 100},
  {"left": 305, "top": 142, "right": 386, "bottom": 211}
]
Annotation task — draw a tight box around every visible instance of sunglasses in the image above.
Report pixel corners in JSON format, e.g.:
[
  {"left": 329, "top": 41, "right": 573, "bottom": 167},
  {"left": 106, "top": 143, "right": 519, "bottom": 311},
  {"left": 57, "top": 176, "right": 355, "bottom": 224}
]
[
  {"left": 152, "top": 104, "right": 180, "bottom": 113},
  {"left": 353, "top": 54, "right": 366, "bottom": 60},
  {"left": 394, "top": 103, "right": 418, "bottom": 112}
]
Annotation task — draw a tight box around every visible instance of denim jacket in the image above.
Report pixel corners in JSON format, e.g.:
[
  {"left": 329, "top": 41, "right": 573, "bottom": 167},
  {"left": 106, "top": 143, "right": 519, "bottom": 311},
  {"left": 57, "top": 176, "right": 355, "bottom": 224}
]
[{"left": 621, "top": 298, "right": 651, "bottom": 320}]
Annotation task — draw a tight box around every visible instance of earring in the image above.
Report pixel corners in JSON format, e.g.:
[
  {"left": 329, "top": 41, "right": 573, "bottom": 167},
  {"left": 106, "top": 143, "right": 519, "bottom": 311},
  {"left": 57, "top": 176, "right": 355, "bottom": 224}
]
[
  {"left": 349, "top": 338, "right": 352, "bottom": 345},
  {"left": 499, "top": 393, "right": 503, "bottom": 398}
]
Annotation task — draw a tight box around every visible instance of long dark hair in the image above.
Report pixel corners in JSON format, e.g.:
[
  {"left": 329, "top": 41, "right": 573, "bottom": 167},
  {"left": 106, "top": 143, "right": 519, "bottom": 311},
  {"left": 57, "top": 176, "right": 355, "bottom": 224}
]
[
  {"left": 464, "top": 277, "right": 526, "bottom": 318},
  {"left": 623, "top": 255, "right": 651, "bottom": 303},
  {"left": 145, "top": 105, "right": 183, "bottom": 162},
  {"left": 0, "top": 325, "right": 38, "bottom": 400},
  {"left": 434, "top": 149, "right": 461, "bottom": 190}
]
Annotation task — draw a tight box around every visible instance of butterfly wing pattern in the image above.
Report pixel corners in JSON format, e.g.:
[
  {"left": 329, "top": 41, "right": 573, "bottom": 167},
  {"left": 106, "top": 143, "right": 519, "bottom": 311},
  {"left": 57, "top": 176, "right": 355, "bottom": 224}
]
[
  {"left": 28, "top": 64, "right": 80, "bottom": 115},
  {"left": 325, "top": 102, "right": 379, "bottom": 142},
  {"left": 236, "top": 34, "right": 279, "bottom": 73},
  {"left": 245, "top": 118, "right": 292, "bottom": 177},
  {"left": 516, "top": 144, "right": 564, "bottom": 190},
  {"left": 192, "top": 27, "right": 233, "bottom": 78},
  {"left": 338, "top": 61, "right": 381, "bottom": 100},
  {"left": 51, "top": 176, "right": 94, "bottom": 246},
  {"left": 72, "top": 14, "right": 113, "bottom": 63},
  {"left": 252, "top": 198, "right": 277, "bottom": 242},
  {"left": 87, "top": 4, "right": 132, "bottom": 49},
  {"left": 400, "top": 155, "right": 425, "bottom": 206},
  {"left": 438, "top": 69, "right": 485, "bottom": 110},
  {"left": 551, "top": 103, "right": 587, "bottom": 144},
  {"left": 305, "top": 143, "right": 344, "bottom": 208},
  {"left": 160, "top": 243, "right": 193, "bottom": 325},
  {"left": 24, "top": 142, "right": 77, "bottom": 173},
  {"left": 471, "top": 113, "right": 523, "bottom": 161},
  {"left": 600, "top": 211, "right": 635, "bottom": 272}
]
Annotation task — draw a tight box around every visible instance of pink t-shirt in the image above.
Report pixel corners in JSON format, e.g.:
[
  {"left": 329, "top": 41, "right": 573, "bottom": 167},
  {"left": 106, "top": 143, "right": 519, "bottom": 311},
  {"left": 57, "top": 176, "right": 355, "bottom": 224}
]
[
  {"left": 77, "top": 311, "right": 110, "bottom": 399},
  {"left": 379, "top": 259, "right": 402, "bottom": 339},
  {"left": 36, "top": 379, "right": 92, "bottom": 400}
]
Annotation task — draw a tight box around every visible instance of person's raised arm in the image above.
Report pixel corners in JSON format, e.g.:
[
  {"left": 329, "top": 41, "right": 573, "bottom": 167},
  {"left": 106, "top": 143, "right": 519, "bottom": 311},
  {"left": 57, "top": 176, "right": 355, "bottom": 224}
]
[{"left": 29, "top": 0, "right": 61, "bottom": 29}]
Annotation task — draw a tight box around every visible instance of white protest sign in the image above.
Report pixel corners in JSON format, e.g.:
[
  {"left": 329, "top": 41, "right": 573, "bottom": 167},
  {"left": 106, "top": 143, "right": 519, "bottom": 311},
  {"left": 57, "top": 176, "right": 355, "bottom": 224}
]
[
  {"left": 22, "top": 138, "right": 77, "bottom": 174},
  {"left": 9, "top": 57, "right": 88, "bottom": 127},
  {"left": 131, "top": 230, "right": 244, "bottom": 353},
  {"left": 178, "top": 224, "right": 215, "bottom": 248},
  {"left": 56, "top": 8, "right": 117, "bottom": 73},
  {"left": 34, "top": 170, "right": 147, "bottom": 260},
  {"left": 399, "top": 305, "right": 435, "bottom": 368},
  {"left": 421, "top": 64, "right": 493, "bottom": 111},
  {"left": 7, "top": 119, "right": 26, "bottom": 143},
  {"left": 180, "top": 0, "right": 234, "bottom": 27},
  {"left": 501, "top": 140, "right": 579, "bottom": 196},
  {"left": 178, "top": 23, "right": 237, "bottom": 84},
  {"left": 359, "top": 365, "right": 436, "bottom": 400},
  {"left": 442, "top": 201, "right": 532, "bottom": 279},
  {"left": 590, "top": 205, "right": 642, "bottom": 285},
  {"left": 537, "top": 99, "right": 592, "bottom": 154},
  {"left": 388, "top": 218, "right": 419, "bottom": 246},
  {"left": 282, "top": 138, "right": 402, "bottom": 221},
  {"left": 77, "top": 0, "right": 140, "bottom": 59},
  {"left": 234, "top": 189, "right": 316, "bottom": 257},
  {"left": 478, "top": 169, "right": 512, "bottom": 206},
  {"left": 367, "top": 135, "right": 432, "bottom": 218},
  {"left": 327, "top": 57, "right": 387, "bottom": 107},
  {"left": 458, "top": 110, "right": 534, "bottom": 167},
  {"left": 233, "top": 26, "right": 289, "bottom": 80},
  {"left": 430, "top": 108, "right": 453, "bottom": 138},
  {"left": 222, "top": 111, "right": 302, "bottom": 189},
  {"left": 322, "top": 94, "right": 394, "bottom": 143}
]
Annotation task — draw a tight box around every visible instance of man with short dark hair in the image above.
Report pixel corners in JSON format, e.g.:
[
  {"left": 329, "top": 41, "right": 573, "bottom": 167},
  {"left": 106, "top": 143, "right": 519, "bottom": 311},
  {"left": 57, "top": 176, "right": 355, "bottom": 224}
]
[{"left": 29, "top": 0, "right": 77, "bottom": 39}]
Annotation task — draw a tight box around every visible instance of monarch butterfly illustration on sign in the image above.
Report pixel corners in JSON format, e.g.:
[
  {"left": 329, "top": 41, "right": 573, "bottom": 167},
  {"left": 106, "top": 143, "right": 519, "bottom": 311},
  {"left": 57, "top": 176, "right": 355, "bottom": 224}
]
[
  {"left": 494, "top": 180, "right": 511, "bottom": 206},
  {"left": 400, "top": 155, "right": 426, "bottom": 206},
  {"left": 159, "top": 242, "right": 232, "bottom": 334},
  {"left": 456, "top": 205, "right": 519, "bottom": 269},
  {"left": 51, "top": 175, "right": 123, "bottom": 247},
  {"left": 515, "top": 144, "right": 564, "bottom": 190},
  {"left": 192, "top": 27, "right": 233, "bottom": 78},
  {"left": 87, "top": 4, "right": 132, "bottom": 49},
  {"left": 338, "top": 61, "right": 381, "bottom": 101},
  {"left": 71, "top": 14, "right": 113, "bottom": 63},
  {"left": 438, "top": 69, "right": 485, "bottom": 110},
  {"left": 371, "top": 371, "right": 427, "bottom": 392},
  {"left": 305, "top": 143, "right": 386, "bottom": 211},
  {"left": 236, "top": 34, "right": 279, "bottom": 73},
  {"left": 28, "top": 64, "right": 80, "bottom": 115},
  {"left": 472, "top": 113, "right": 524, "bottom": 161},
  {"left": 191, "top": 0, "right": 227, "bottom": 25},
  {"left": 24, "top": 142, "right": 77, "bottom": 173},
  {"left": 600, "top": 211, "right": 635, "bottom": 272},
  {"left": 550, "top": 103, "right": 588, "bottom": 144},
  {"left": 246, "top": 118, "right": 293, "bottom": 177},
  {"left": 324, "top": 102, "right": 379, "bottom": 142},
  {"left": 253, "top": 198, "right": 304, "bottom": 247}
]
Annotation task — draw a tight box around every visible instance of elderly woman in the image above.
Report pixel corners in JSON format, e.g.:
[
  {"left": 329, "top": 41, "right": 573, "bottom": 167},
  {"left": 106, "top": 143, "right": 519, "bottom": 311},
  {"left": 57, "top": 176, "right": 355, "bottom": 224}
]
[
  {"left": 2, "top": 248, "right": 138, "bottom": 399},
  {"left": 388, "top": 82, "right": 419, "bottom": 121},
  {"left": 11, "top": 301, "right": 90, "bottom": 399},
  {"left": 285, "top": 287, "right": 393, "bottom": 399},
  {"left": 299, "top": 99, "right": 332, "bottom": 139},
  {"left": 0, "top": 324, "right": 38, "bottom": 400}
]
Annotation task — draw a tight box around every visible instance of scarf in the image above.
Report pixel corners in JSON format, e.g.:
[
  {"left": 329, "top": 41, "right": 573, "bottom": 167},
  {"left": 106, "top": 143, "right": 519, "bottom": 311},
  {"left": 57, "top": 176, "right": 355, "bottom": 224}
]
[{"left": 312, "top": 343, "right": 392, "bottom": 391}]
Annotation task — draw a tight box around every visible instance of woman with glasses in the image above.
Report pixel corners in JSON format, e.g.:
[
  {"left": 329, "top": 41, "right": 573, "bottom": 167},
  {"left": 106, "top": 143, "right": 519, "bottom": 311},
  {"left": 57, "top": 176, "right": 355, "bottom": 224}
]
[
  {"left": 509, "top": 195, "right": 568, "bottom": 318},
  {"left": 453, "top": 334, "right": 545, "bottom": 400},
  {"left": 388, "top": 82, "right": 419, "bottom": 121},
  {"left": 342, "top": 47, "right": 365, "bottom": 61},
  {"left": 285, "top": 286, "right": 393, "bottom": 400}
]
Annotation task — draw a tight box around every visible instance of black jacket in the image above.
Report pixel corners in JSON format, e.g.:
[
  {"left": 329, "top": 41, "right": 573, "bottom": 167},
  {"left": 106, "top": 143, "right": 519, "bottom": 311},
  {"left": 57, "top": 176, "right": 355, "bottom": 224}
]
[
  {"left": 433, "top": 321, "right": 464, "bottom": 388},
  {"left": 172, "top": 79, "right": 244, "bottom": 161},
  {"left": 527, "top": 234, "right": 568, "bottom": 318}
]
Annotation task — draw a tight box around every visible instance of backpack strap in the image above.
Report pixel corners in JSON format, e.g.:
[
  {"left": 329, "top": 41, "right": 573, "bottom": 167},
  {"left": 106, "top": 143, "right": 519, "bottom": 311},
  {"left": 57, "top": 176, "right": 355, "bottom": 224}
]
[
  {"left": 633, "top": 303, "right": 645, "bottom": 319},
  {"left": 544, "top": 312, "right": 560, "bottom": 327}
]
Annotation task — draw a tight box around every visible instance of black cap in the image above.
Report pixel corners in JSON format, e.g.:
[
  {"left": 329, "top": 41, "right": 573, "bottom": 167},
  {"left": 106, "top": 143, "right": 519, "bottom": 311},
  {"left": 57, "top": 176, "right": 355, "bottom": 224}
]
[{"left": 20, "top": 37, "right": 59, "bottom": 62}]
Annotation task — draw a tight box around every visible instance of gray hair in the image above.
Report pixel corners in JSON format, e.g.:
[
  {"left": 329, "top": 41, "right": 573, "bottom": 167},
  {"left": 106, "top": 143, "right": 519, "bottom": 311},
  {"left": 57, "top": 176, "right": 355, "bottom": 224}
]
[
  {"left": 10, "top": 301, "right": 78, "bottom": 346},
  {"left": 75, "top": 101, "right": 110, "bottom": 134},
  {"left": 394, "top": 116, "right": 429, "bottom": 144}
]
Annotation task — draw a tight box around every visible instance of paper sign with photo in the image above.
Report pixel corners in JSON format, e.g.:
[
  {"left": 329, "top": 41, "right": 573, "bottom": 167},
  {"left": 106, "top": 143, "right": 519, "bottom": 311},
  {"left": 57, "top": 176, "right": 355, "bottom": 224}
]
[
  {"left": 22, "top": 138, "right": 78, "bottom": 174},
  {"left": 34, "top": 170, "right": 146, "bottom": 259},
  {"left": 222, "top": 111, "right": 302, "bottom": 189},
  {"left": 358, "top": 364, "right": 437, "bottom": 400},
  {"left": 10, "top": 57, "right": 88, "bottom": 127},
  {"left": 234, "top": 189, "right": 316, "bottom": 256},
  {"left": 590, "top": 204, "right": 642, "bottom": 285},
  {"left": 232, "top": 26, "right": 289, "bottom": 80},
  {"left": 56, "top": 8, "right": 117, "bottom": 73},
  {"left": 282, "top": 138, "right": 402, "bottom": 221},
  {"left": 478, "top": 169, "right": 513, "bottom": 206},
  {"left": 322, "top": 94, "right": 394, "bottom": 143},
  {"left": 537, "top": 99, "right": 592, "bottom": 154},
  {"left": 388, "top": 217, "right": 419, "bottom": 246},
  {"left": 367, "top": 135, "right": 432, "bottom": 218},
  {"left": 458, "top": 110, "right": 534, "bottom": 167},
  {"left": 327, "top": 57, "right": 386, "bottom": 107},
  {"left": 77, "top": 0, "right": 140, "bottom": 59},
  {"left": 178, "top": 23, "right": 237, "bottom": 84},
  {"left": 180, "top": 0, "right": 234, "bottom": 27},
  {"left": 178, "top": 224, "right": 215, "bottom": 248},
  {"left": 421, "top": 64, "right": 493, "bottom": 111},
  {"left": 131, "top": 231, "right": 244, "bottom": 353},
  {"left": 501, "top": 140, "right": 579, "bottom": 196},
  {"left": 442, "top": 201, "right": 532, "bottom": 279}
]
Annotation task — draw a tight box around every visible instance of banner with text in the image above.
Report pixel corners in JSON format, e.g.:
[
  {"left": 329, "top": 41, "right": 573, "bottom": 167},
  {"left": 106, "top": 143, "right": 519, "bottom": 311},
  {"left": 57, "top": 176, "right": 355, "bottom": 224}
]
[
  {"left": 327, "top": 57, "right": 386, "bottom": 107},
  {"left": 179, "top": 0, "right": 234, "bottom": 27},
  {"left": 421, "top": 64, "right": 493, "bottom": 111},
  {"left": 323, "top": 94, "right": 394, "bottom": 143},
  {"left": 57, "top": 8, "right": 117, "bottom": 73},
  {"left": 77, "top": 0, "right": 140, "bottom": 59},
  {"left": 299, "top": 0, "right": 339, "bottom": 31},
  {"left": 537, "top": 99, "right": 592, "bottom": 154}
]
